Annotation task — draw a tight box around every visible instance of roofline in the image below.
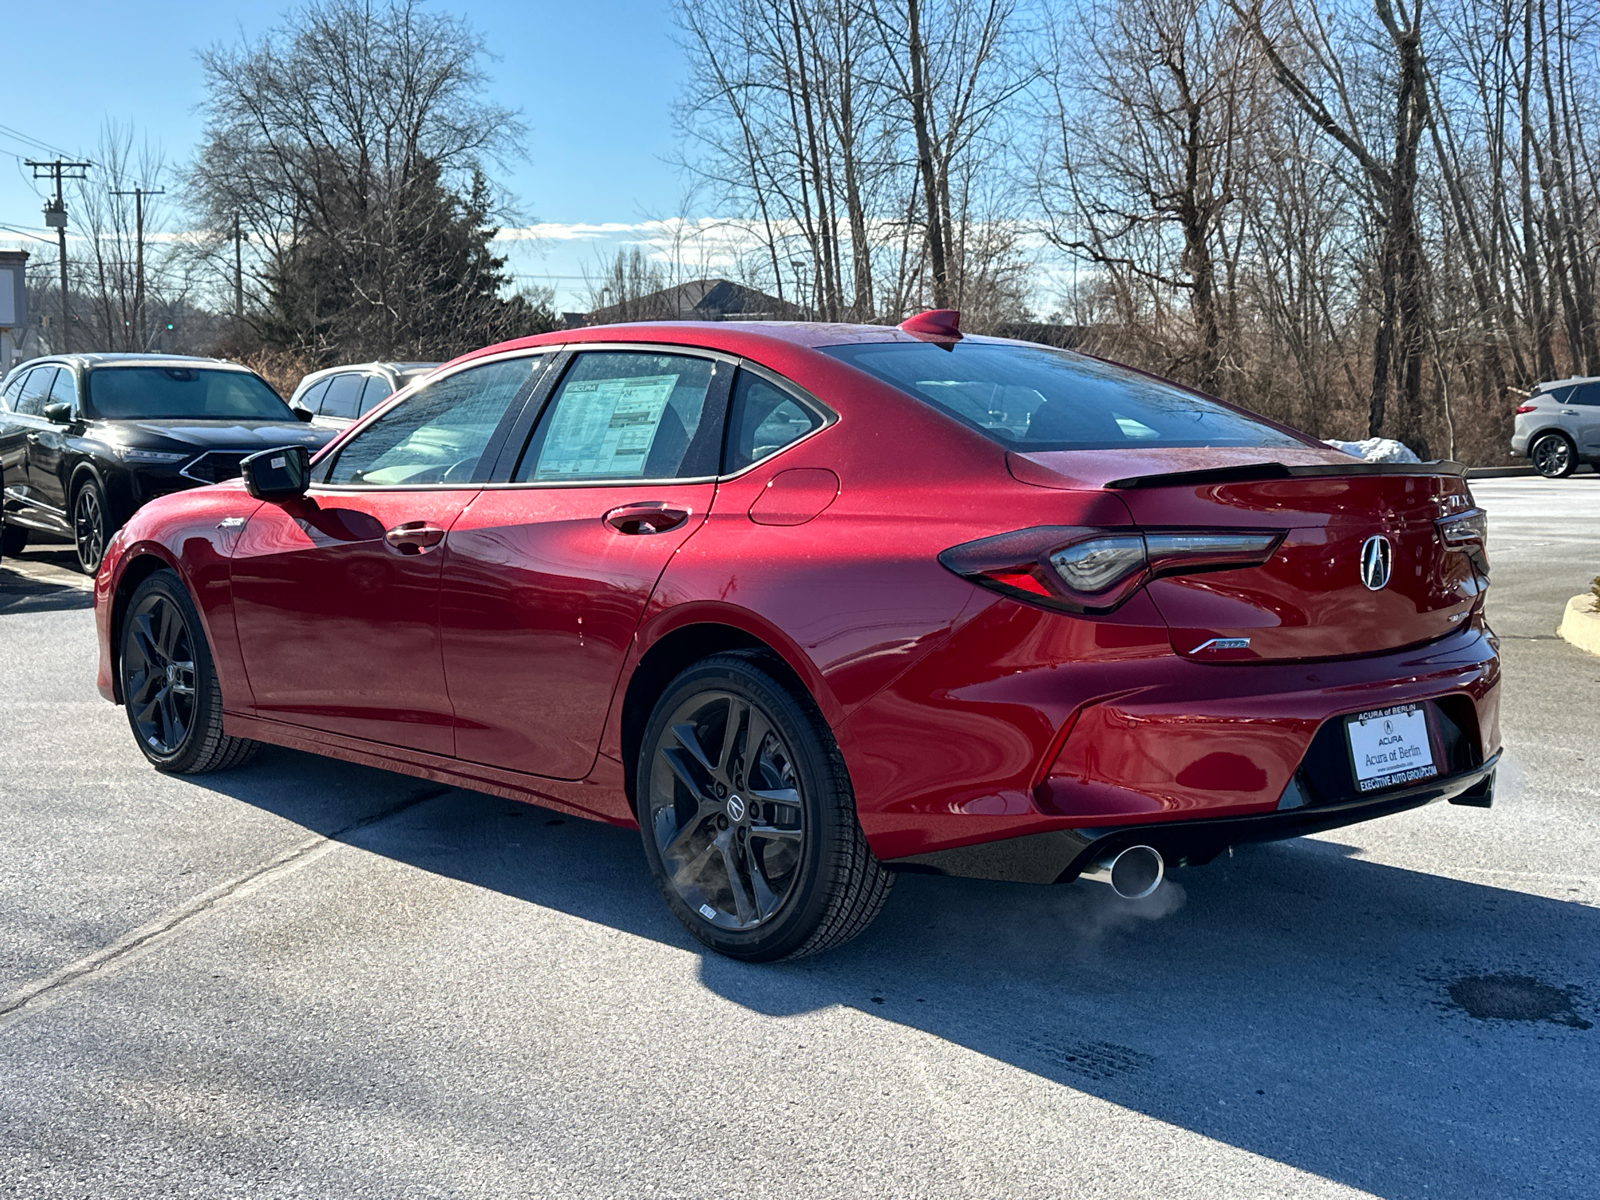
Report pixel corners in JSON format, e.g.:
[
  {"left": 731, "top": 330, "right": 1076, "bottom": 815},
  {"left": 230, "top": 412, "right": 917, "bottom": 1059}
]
[{"left": 11, "top": 352, "right": 257, "bottom": 373}]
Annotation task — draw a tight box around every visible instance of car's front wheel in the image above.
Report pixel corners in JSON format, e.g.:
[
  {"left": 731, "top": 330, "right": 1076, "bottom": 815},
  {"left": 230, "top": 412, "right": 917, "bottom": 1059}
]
[
  {"left": 73, "top": 477, "right": 110, "bottom": 574},
  {"left": 1530, "top": 431, "right": 1577, "bottom": 479},
  {"left": 120, "top": 569, "right": 261, "bottom": 773},
  {"left": 637, "top": 653, "right": 893, "bottom": 961}
]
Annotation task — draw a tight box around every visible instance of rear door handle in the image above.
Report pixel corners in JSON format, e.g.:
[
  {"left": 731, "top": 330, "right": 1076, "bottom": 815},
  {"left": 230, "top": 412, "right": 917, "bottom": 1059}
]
[
  {"left": 604, "top": 502, "right": 690, "bottom": 535},
  {"left": 384, "top": 521, "right": 446, "bottom": 555}
]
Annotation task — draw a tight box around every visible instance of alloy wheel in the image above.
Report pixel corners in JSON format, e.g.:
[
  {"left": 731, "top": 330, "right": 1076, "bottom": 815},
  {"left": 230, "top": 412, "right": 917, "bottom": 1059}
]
[
  {"left": 1531, "top": 434, "right": 1573, "bottom": 478},
  {"left": 647, "top": 690, "right": 807, "bottom": 930},
  {"left": 122, "top": 592, "right": 198, "bottom": 755},
  {"left": 75, "top": 485, "right": 107, "bottom": 573}
]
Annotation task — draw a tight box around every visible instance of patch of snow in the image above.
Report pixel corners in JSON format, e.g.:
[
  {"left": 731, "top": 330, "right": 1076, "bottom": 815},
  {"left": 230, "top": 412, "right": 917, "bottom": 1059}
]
[{"left": 1323, "top": 437, "right": 1422, "bottom": 464}]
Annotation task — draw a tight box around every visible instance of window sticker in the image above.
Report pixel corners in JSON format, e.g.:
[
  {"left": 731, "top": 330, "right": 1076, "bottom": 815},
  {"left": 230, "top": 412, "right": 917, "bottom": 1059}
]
[{"left": 536, "top": 374, "right": 678, "bottom": 478}]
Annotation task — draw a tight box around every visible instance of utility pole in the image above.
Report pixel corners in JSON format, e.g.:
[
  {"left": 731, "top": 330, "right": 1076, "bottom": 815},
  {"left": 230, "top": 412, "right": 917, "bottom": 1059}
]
[
  {"left": 233, "top": 214, "right": 244, "bottom": 321},
  {"left": 26, "top": 159, "right": 92, "bottom": 354},
  {"left": 110, "top": 184, "right": 164, "bottom": 349}
]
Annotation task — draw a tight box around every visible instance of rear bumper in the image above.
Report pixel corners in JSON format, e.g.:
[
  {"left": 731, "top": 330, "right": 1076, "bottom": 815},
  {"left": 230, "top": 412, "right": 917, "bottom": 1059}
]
[
  {"left": 886, "top": 754, "right": 1499, "bottom": 884},
  {"left": 851, "top": 603, "right": 1500, "bottom": 861}
]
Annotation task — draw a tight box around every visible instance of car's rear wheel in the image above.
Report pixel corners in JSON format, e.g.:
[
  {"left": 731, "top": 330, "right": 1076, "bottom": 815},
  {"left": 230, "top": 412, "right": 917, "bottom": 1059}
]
[
  {"left": 120, "top": 569, "right": 261, "bottom": 773},
  {"left": 1, "top": 524, "right": 26, "bottom": 557},
  {"left": 1530, "top": 431, "right": 1576, "bottom": 478},
  {"left": 73, "top": 478, "right": 110, "bottom": 574},
  {"left": 637, "top": 653, "right": 893, "bottom": 961}
]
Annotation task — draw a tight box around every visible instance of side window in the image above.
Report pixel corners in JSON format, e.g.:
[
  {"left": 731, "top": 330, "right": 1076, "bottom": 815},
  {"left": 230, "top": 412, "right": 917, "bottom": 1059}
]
[
  {"left": 1569, "top": 383, "right": 1600, "bottom": 407},
  {"left": 48, "top": 369, "right": 79, "bottom": 411},
  {"left": 724, "top": 371, "right": 823, "bottom": 472},
  {"left": 1, "top": 368, "right": 32, "bottom": 411},
  {"left": 358, "top": 375, "right": 394, "bottom": 415},
  {"left": 296, "top": 378, "right": 332, "bottom": 415},
  {"left": 15, "top": 367, "right": 58, "bottom": 417},
  {"left": 320, "top": 373, "right": 364, "bottom": 420},
  {"left": 326, "top": 357, "right": 539, "bottom": 486},
  {"left": 515, "top": 352, "right": 724, "bottom": 483}
]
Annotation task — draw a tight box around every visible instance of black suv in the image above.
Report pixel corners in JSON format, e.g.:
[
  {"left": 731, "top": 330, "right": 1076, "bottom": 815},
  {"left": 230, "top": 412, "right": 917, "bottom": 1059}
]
[{"left": 0, "top": 354, "right": 333, "bottom": 573}]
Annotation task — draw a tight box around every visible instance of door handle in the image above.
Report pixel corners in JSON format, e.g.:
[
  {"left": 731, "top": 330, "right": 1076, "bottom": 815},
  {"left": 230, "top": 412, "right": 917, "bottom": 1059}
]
[
  {"left": 384, "top": 521, "right": 446, "bottom": 555},
  {"left": 1561, "top": 409, "right": 1579, "bottom": 415},
  {"left": 603, "top": 502, "right": 690, "bottom": 535}
]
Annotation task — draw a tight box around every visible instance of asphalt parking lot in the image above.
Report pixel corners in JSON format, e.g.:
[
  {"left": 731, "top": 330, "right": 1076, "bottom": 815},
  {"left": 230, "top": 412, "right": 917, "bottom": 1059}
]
[{"left": 2, "top": 475, "right": 1598, "bottom": 1200}]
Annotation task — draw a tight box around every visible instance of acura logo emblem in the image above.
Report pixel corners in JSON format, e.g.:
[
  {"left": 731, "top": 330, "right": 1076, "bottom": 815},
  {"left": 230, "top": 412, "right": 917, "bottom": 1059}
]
[
  {"left": 726, "top": 795, "right": 746, "bottom": 822},
  {"left": 1360, "top": 535, "right": 1392, "bottom": 590}
]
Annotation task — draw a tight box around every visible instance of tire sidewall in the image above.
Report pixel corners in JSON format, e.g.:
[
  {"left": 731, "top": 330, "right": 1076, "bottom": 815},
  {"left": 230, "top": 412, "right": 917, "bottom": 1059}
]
[
  {"left": 120, "top": 569, "right": 218, "bottom": 772},
  {"left": 74, "top": 476, "right": 110, "bottom": 574},
  {"left": 0, "top": 522, "right": 26, "bottom": 557},
  {"left": 636, "top": 655, "right": 845, "bottom": 961}
]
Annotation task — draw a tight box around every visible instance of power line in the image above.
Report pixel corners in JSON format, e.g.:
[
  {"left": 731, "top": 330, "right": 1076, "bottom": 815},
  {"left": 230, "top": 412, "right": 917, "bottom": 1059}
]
[
  {"left": 0, "top": 222, "right": 61, "bottom": 245},
  {"left": 0, "top": 123, "right": 75, "bottom": 159}
]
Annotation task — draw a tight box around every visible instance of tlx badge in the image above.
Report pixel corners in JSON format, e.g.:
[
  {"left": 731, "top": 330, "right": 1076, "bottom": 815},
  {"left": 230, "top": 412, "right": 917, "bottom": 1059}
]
[{"left": 1360, "top": 534, "right": 1392, "bottom": 590}]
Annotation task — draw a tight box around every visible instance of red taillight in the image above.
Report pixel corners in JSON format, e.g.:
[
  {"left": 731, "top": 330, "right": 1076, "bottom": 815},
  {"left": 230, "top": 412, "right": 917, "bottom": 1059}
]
[
  {"left": 1515, "top": 405, "right": 1537, "bottom": 414},
  {"left": 939, "top": 526, "right": 1285, "bottom": 614}
]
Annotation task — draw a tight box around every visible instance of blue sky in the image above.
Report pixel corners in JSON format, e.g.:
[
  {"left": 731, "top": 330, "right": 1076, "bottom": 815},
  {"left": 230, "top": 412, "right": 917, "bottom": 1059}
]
[{"left": 0, "top": 1, "right": 696, "bottom": 309}]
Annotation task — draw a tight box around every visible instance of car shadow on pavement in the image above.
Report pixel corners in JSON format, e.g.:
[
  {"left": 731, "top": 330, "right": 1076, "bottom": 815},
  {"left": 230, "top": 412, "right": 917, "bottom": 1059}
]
[
  {"left": 196, "top": 748, "right": 1600, "bottom": 1200},
  {"left": 0, "top": 565, "right": 93, "bottom": 614}
]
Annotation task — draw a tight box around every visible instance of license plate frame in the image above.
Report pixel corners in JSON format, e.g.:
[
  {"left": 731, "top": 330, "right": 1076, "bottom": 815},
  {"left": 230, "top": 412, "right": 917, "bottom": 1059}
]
[{"left": 1344, "top": 703, "right": 1439, "bottom": 793}]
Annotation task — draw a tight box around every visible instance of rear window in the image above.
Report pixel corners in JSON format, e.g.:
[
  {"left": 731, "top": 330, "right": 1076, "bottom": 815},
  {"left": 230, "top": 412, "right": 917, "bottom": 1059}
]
[
  {"left": 87, "top": 367, "right": 293, "bottom": 421},
  {"left": 824, "top": 341, "right": 1304, "bottom": 451}
]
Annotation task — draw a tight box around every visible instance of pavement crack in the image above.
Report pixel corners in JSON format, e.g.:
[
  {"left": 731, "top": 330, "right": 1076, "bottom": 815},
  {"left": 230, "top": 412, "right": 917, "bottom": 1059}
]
[{"left": 0, "top": 785, "right": 452, "bottom": 1028}]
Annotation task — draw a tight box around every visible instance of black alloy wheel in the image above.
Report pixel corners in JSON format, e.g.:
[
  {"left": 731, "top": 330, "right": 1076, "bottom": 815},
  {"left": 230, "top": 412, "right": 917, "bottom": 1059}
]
[
  {"left": 1530, "top": 431, "right": 1576, "bottom": 479},
  {"left": 74, "top": 478, "right": 109, "bottom": 574},
  {"left": 637, "top": 653, "right": 893, "bottom": 961},
  {"left": 120, "top": 570, "right": 260, "bottom": 773}
]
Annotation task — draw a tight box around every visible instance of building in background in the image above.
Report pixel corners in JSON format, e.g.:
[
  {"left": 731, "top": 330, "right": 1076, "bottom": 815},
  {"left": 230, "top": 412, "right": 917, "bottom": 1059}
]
[{"left": 0, "top": 252, "right": 28, "bottom": 374}]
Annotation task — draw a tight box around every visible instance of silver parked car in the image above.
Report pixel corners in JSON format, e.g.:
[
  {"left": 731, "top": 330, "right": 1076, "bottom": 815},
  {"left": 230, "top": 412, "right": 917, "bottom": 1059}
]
[
  {"left": 287, "top": 361, "right": 439, "bottom": 430},
  {"left": 1511, "top": 376, "right": 1600, "bottom": 477}
]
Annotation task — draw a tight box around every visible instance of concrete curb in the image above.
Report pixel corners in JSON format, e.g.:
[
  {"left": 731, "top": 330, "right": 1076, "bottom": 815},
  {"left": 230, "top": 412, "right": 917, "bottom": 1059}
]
[
  {"left": 1557, "top": 594, "right": 1600, "bottom": 656},
  {"left": 1466, "top": 465, "right": 1539, "bottom": 479}
]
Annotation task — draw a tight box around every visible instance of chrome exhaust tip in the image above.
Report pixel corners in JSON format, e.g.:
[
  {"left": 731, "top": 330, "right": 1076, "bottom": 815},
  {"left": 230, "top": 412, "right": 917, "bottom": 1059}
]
[{"left": 1080, "top": 845, "right": 1165, "bottom": 900}]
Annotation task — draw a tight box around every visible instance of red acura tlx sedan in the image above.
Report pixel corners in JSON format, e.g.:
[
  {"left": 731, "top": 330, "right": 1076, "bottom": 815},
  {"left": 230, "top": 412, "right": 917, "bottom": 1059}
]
[{"left": 92, "top": 312, "right": 1500, "bottom": 960}]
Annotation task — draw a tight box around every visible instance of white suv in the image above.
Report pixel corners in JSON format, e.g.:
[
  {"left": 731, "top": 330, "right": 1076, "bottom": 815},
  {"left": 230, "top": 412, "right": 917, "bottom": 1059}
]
[
  {"left": 287, "top": 361, "right": 439, "bottom": 430},
  {"left": 1511, "top": 377, "right": 1600, "bottom": 477}
]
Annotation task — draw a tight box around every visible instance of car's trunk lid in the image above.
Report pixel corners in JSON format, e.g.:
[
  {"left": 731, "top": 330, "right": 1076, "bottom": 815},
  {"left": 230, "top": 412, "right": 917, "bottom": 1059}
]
[{"left": 1010, "top": 449, "right": 1485, "bottom": 662}]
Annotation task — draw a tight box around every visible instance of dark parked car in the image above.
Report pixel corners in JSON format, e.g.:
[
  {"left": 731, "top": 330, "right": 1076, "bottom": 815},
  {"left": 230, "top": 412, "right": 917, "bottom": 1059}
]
[
  {"left": 0, "top": 353, "right": 333, "bottom": 573},
  {"left": 288, "top": 361, "right": 439, "bottom": 431}
]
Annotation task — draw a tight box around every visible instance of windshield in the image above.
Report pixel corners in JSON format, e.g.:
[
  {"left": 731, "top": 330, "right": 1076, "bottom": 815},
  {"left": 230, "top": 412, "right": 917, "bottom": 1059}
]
[
  {"left": 87, "top": 367, "right": 293, "bottom": 421},
  {"left": 824, "top": 341, "right": 1305, "bottom": 451}
]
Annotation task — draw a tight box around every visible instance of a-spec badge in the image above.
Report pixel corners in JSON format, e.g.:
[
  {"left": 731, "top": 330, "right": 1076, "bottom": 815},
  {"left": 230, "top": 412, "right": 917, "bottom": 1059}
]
[
  {"left": 1193, "top": 637, "right": 1251, "bottom": 653},
  {"left": 1360, "top": 535, "right": 1393, "bottom": 590}
]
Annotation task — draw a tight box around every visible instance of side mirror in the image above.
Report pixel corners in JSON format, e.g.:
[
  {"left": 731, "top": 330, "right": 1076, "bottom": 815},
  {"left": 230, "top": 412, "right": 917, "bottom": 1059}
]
[
  {"left": 292, "top": 406, "right": 315, "bottom": 423},
  {"left": 241, "top": 444, "right": 311, "bottom": 500},
  {"left": 42, "top": 402, "right": 72, "bottom": 424}
]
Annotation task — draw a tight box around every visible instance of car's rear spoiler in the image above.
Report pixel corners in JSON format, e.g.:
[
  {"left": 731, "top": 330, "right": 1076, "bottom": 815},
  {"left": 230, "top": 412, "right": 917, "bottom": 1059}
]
[{"left": 1104, "top": 460, "right": 1468, "bottom": 490}]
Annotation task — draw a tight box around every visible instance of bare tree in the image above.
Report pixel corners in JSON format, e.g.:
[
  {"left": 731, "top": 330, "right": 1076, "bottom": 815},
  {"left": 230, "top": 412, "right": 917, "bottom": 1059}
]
[
  {"left": 674, "top": 0, "right": 1032, "bottom": 323},
  {"left": 1036, "top": 0, "right": 1266, "bottom": 396},
  {"left": 186, "top": 0, "right": 534, "bottom": 361}
]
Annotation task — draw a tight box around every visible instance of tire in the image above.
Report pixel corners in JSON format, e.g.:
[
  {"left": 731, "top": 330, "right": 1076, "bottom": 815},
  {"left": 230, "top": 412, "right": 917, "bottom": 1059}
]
[
  {"left": 73, "top": 476, "right": 111, "bottom": 574},
  {"left": 636, "top": 652, "right": 893, "bottom": 962},
  {"left": 1530, "top": 431, "right": 1577, "bottom": 478},
  {"left": 120, "top": 569, "right": 261, "bottom": 774},
  {"left": 0, "top": 524, "right": 26, "bottom": 556}
]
